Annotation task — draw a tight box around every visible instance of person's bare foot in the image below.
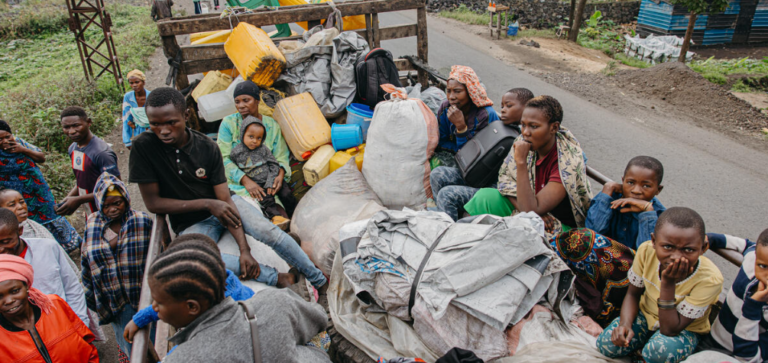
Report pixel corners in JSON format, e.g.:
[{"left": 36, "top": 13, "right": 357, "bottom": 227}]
[{"left": 276, "top": 272, "right": 296, "bottom": 288}]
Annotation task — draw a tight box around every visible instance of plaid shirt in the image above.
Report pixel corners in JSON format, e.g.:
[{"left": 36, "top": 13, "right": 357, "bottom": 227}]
[{"left": 81, "top": 172, "right": 153, "bottom": 323}]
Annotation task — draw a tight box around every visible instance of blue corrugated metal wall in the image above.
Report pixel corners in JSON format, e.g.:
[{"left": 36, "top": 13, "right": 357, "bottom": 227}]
[{"left": 637, "top": 0, "right": 750, "bottom": 45}]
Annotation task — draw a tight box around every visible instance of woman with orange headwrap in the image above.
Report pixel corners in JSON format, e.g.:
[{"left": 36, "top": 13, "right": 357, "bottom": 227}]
[
  {"left": 0, "top": 255, "right": 99, "bottom": 362},
  {"left": 122, "top": 69, "right": 151, "bottom": 149},
  {"left": 435, "top": 65, "right": 499, "bottom": 154}
]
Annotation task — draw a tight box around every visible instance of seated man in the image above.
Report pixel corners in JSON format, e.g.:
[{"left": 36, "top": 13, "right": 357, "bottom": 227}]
[
  {"left": 707, "top": 229, "right": 768, "bottom": 362},
  {"left": 586, "top": 156, "right": 666, "bottom": 250},
  {"left": 0, "top": 208, "right": 89, "bottom": 326},
  {"left": 129, "top": 87, "right": 326, "bottom": 290}
]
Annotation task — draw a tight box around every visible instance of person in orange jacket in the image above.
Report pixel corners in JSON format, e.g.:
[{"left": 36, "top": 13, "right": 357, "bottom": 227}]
[{"left": 0, "top": 254, "right": 99, "bottom": 362}]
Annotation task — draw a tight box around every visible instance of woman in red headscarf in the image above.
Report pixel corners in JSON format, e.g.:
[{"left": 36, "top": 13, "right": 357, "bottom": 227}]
[{"left": 0, "top": 255, "right": 99, "bottom": 362}]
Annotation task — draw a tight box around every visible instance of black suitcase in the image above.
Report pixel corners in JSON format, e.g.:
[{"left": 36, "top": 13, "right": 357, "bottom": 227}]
[{"left": 455, "top": 123, "right": 520, "bottom": 188}]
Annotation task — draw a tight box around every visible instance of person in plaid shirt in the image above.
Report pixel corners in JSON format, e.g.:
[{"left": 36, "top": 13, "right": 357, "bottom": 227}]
[{"left": 81, "top": 172, "right": 153, "bottom": 359}]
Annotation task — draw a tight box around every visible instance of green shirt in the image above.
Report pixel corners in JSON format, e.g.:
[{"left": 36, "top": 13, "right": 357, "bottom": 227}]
[{"left": 218, "top": 113, "right": 291, "bottom": 196}]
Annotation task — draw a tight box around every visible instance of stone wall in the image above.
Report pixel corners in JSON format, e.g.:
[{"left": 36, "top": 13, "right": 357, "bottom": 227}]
[{"left": 427, "top": 0, "right": 640, "bottom": 29}]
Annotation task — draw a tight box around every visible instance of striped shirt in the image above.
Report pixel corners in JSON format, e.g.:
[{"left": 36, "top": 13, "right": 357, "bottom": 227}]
[{"left": 709, "top": 233, "right": 767, "bottom": 363}]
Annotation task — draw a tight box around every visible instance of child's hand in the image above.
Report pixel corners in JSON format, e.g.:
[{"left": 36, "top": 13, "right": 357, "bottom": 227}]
[
  {"left": 751, "top": 281, "right": 768, "bottom": 302},
  {"left": 661, "top": 258, "right": 692, "bottom": 283},
  {"left": 266, "top": 187, "right": 275, "bottom": 196},
  {"left": 243, "top": 179, "right": 267, "bottom": 201},
  {"left": 611, "top": 325, "right": 634, "bottom": 347},
  {"left": 610, "top": 198, "right": 653, "bottom": 213},
  {"left": 128, "top": 121, "right": 136, "bottom": 129},
  {"left": 124, "top": 320, "right": 139, "bottom": 343},
  {"left": 447, "top": 105, "right": 467, "bottom": 132},
  {"left": 513, "top": 139, "right": 532, "bottom": 165},
  {"left": 601, "top": 181, "right": 622, "bottom": 196}
]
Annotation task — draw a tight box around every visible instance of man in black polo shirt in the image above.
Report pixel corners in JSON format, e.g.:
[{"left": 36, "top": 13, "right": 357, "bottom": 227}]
[{"left": 129, "top": 87, "right": 327, "bottom": 289}]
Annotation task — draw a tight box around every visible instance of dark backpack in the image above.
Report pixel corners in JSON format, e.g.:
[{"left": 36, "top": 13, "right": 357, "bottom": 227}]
[
  {"left": 354, "top": 48, "right": 402, "bottom": 109},
  {"left": 455, "top": 123, "right": 521, "bottom": 188}
]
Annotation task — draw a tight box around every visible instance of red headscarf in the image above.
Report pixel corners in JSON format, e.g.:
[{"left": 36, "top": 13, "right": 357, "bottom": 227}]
[
  {"left": 448, "top": 65, "right": 493, "bottom": 108},
  {"left": 0, "top": 255, "right": 54, "bottom": 314}
]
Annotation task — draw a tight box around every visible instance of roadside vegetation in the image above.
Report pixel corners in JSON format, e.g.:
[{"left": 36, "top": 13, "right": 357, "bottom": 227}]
[
  {"left": 0, "top": 0, "right": 160, "bottom": 198},
  {"left": 439, "top": 5, "right": 556, "bottom": 39},
  {"left": 689, "top": 57, "right": 768, "bottom": 92}
]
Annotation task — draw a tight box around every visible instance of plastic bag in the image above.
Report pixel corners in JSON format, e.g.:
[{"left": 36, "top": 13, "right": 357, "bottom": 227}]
[{"left": 290, "top": 158, "right": 385, "bottom": 275}]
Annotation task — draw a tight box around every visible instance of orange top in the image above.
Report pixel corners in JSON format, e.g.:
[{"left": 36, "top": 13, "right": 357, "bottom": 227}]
[{"left": 0, "top": 295, "right": 98, "bottom": 363}]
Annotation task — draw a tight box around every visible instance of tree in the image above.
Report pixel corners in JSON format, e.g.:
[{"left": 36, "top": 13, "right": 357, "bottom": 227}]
[
  {"left": 671, "top": 0, "right": 729, "bottom": 62},
  {"left": 568, "top": 0, "right": 588, "bottom": 42}
]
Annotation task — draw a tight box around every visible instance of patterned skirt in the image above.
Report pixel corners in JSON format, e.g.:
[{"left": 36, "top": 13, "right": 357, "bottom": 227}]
[{"left": 551, "top": 228, "right": 635, "bottom": 326}]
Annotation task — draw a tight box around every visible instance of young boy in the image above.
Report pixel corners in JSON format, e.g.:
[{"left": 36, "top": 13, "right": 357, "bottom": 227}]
[
  {"left": 499, "top": 88, "right": 534, "bottom": 127},
  {"left": 130, "top": 87, "right": 325, "bottom": 290},
  {"left": 80, "top": 172, "right": 153, "bottom": 357},
  {"left": 597, "top": 207, "right": 724, "bottom": 363},
  {"left": 58, "top": 106, "right": 120, "bottom": 216},
  {"left": 586, "top": 156, "right": 666, "bottom": 250},
  {"left": 122, "top": 233, "right": 254, "bottom": 350},
  {"left": 707, "top": 229, "right": 768, "bottom": 362},
  {"left": 430, "top": 88, "right": 534, "bottom": 221},
  {"left": 230, "top": 116, "right": 297, "bottom": 229},
  {"left": 144, "top": 233, "right": 332, "bottom": 362}
]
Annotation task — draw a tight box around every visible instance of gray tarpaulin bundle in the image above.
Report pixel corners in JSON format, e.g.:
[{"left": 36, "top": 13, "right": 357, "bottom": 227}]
[
  {"left": 624, "top": 34, "right": 694, "bottom": 64},
  {"left": 277, "top": 26, "right": 370, "bottom": 118},
  {"left": 331, "top": 210, "right": 576, "bottom": 361}
]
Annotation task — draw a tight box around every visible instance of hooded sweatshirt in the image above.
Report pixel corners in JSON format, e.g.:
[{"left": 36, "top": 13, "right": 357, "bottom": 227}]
[
  {"left": 164, "top": 289, "right": 332, "bottom": 363},
  {"left": 81, "top": 172, "right": 153, "bottom": 323},
  {"left": 229, "top": 116, "right": 282, "bottom": 188}
]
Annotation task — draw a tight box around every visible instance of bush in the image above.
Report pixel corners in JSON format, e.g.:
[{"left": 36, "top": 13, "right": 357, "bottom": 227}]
[
  {"left": 702, "top": 72, "right": 727, "bottom": 85},
  {"left": 0, "top": 0, "right": 69, "bottom": 39}
]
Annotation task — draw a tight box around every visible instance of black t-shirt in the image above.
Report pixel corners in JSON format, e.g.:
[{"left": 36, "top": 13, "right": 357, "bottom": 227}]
[{"left": 129, "top": 128, "right": 227, "bottom": 234}]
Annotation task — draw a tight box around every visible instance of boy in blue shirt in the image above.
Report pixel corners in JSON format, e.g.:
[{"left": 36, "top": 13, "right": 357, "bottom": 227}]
[
  {"left": 708, "top": 229, "right": 768, "bottom": 363},
  {"left": 586, "top": 156, "right": 665, "bottom": 250}
]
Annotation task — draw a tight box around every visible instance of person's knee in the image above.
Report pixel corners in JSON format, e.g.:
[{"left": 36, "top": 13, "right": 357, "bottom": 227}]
[
  {"left": 641, "top": 345, "right": 672, "bottom": 363},
  {"left": 596, "top": 330, "right": 620, "bottom": 357}
]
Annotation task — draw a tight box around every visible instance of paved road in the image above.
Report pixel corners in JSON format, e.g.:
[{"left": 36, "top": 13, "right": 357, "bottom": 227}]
[{"left": 376, "top": 11, "right": 768, "bottom": 285}]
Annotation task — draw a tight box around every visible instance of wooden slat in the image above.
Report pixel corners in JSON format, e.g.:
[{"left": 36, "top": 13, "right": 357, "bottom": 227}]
[
  {"left": 178, "top": 24, "right": 418, "bottom": 75},
  {"left": 416, "top": 6, "right": 428, "bottom": 87},
  {"left": 394, "top": 58, "right": 412, "bottom": 71},
  {"left": 157, "top": 0, "right": 424, "bottom": 36},
  {"left": 130, "top": 215, "right": 170, "bottom": 363},
  {"left": 372, "top": 12, "right": 381, "bottom": 48},
  {"left": 586, "top": 166, "right": 613, "bottom": 186},
  {"left": 154, "top": 322, "right": 172, "bottom": 361}
]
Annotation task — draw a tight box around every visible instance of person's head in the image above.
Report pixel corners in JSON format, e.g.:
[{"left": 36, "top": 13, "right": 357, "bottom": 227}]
[
  {"left": 520, "top": 95, "right": 563, "bottom": 153},
  {"left": 233, "top": 81, "right": 261, "bottom": 118},
  {"left": 60, "top": 106, "right": 92, "bottom": 144},
  {"left": 242, "top": 117, "right": 265, "bottom": 150},
  {"left": 0, "top": 120, "right": 14, "bottom": 149},
  {"left": 753, "top": 229, "right": 768, "bottom": 284},
  {"left": 0, "top": 208, "right": 23, "bottom": 256},
  {"left": 0, "top": 254, "right": 54, "bottom": 319},
  {"left": 447, "top": 65, "right": 493, "bottom": 111},
  {"left": 148, "top": 234, "right": 226, "bottom": 329},
  {"left": 0, "top": 188, "right": 28, "bottom": 224},
  {"left": 127, "top": 69, "right": 146, "bottom": 93},
  {"left": 652, "top": 207, "right": 708, "bottom": 271},
  {"left": 146, "top": 87, "right": 189, "bottom": 148},
  {"left": 500, "top": 88, "right": 534, "bottom": 126},
  {"left": 622, "top": 156, "right": 664, "bottom": 202},
  {"left": 94, "top": 172, "right": 130, "bottom": 221}
]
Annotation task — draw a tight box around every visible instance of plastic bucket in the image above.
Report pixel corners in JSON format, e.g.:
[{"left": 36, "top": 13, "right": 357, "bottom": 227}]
[
  {"left": 331, "top": 123, "right": 363, "bottom": 151},
  {"left": 346, "top": 103, "right": 374, "bottom": 140},
  {"left": 507, "top": 22, "right": 519, "bottom": 37}
]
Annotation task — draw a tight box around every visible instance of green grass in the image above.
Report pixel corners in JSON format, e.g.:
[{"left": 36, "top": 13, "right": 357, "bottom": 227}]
[
  {"left": 0, "top": 2, "right": 161, "bottom": 198},
  {"left": 689, "top": 57, "right": 768, "bottom": 91},
  {"left": 439, "top": 4, "right": 506, "bottom": 26},
  {"left": 614, "top": 53, "right": 652, "bottom": 69}
]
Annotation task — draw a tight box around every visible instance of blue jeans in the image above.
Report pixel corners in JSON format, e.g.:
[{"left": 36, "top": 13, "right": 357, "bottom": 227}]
[
  {"left": 110, "top": 305, "right": 154, "bottom": 358},
  {"left": 597, "top": 311, "right": 700, "bottom": 363},
  {"left": 430, "top": 166, "right": 495, "bottom": 221},
  {"left": 179, "top": 195, "right": 327, "bottom": 288}
]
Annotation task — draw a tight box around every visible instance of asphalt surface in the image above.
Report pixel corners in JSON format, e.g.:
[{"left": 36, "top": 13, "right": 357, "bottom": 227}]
[{"left": 376, "top": 11, "right": 768, "bottom": 286}]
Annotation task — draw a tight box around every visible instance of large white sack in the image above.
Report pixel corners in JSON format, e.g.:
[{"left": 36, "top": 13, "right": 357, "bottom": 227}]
[
  {"left": 362, "top": 85, "right": 438, "bottom": 210},
  {"left": 291, "top": 158, "right": 385, "bottom": 275}
]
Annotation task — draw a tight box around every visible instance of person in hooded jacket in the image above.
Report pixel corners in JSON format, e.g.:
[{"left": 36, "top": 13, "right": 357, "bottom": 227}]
[{"left": 80, "top": 172, "right": 153, "bottom": 358}]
